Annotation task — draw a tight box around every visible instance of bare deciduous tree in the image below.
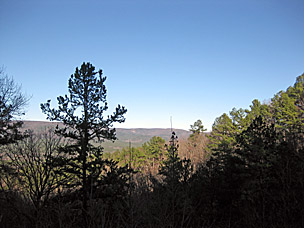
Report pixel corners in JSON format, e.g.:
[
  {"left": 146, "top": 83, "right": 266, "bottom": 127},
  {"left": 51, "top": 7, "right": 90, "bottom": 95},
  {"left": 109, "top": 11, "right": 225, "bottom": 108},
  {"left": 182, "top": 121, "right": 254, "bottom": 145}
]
[
  {"left": 3, "top": 129, "right": 67, "bottom": 208},
  {"left": 0, "top": 67, "right": 29, "bottom": 145}
]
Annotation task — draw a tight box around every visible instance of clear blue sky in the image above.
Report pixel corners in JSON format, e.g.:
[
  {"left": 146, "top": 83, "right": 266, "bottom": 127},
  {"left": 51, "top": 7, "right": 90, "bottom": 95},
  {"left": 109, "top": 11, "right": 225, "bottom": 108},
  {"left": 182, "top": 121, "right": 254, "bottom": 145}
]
[{"left": 1, "top": 0, "right": 303, "bottom": 131}]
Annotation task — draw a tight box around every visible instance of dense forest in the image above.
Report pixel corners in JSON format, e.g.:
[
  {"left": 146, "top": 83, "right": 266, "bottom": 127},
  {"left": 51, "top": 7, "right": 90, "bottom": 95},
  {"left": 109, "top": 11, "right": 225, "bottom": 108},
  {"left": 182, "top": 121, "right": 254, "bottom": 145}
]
[{"left": 0, "top": 63, "right": 303, "bottom": 228}]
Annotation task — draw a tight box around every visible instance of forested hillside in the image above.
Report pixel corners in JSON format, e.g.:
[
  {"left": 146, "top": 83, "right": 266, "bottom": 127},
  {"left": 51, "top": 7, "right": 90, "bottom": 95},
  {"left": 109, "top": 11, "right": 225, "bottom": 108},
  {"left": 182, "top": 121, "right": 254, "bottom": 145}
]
[
  {"left": 21, "top": 121, "right": 191, "bottom": 152},
  {"left": 1, "top": 63, "right": 303, "bottom": 228}
]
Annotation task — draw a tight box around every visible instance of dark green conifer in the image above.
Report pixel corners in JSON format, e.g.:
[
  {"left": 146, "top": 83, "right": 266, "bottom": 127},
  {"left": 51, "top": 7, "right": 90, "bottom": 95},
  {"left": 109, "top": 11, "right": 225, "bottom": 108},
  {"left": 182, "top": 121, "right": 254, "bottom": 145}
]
[{"left": 41, "top": 62, "right": 127, "bottom": 221}]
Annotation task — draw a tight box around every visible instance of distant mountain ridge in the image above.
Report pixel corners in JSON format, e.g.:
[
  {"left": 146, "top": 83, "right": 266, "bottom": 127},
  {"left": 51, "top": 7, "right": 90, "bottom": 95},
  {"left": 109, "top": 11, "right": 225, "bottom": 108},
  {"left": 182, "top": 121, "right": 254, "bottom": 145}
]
[{"left": 21, "top": 121, "right": 191, "bottom": 153}]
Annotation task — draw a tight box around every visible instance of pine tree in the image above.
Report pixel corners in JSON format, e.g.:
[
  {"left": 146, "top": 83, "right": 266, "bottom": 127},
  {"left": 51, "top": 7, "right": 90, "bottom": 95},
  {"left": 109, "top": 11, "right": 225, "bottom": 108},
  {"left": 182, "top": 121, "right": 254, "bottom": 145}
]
[
  {"left": 184, "top": 120, "right": 208, "bottom": 164},
  {"left": 158, "top": 132, "right": 193, "bottom": 227},
  {"left": 143, "top": 136, "right": 165, "bottom": 173},
  {"left": 189, "top": 119, "right": 207, "bottom": 137},
  {"left": 208, "top": 113, "right": 237, "bottom": 154},
  {"left": 41, "top": 62, "right": 127, "bottom": 221}
]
